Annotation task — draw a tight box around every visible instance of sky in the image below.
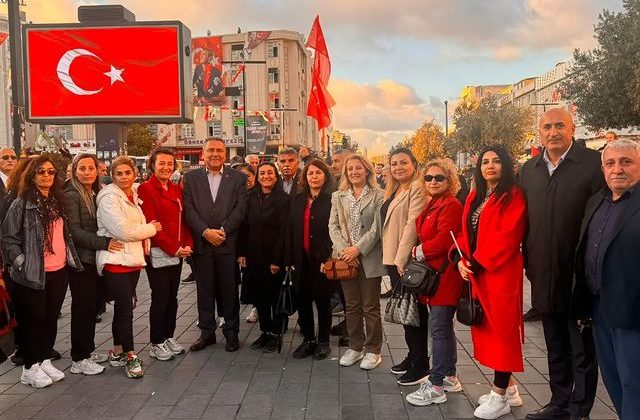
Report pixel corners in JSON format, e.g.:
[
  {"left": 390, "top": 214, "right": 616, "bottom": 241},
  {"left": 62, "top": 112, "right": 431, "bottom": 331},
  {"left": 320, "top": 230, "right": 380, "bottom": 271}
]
[{"left": 1, "top": 0, "right": 624, "bottom": 155}]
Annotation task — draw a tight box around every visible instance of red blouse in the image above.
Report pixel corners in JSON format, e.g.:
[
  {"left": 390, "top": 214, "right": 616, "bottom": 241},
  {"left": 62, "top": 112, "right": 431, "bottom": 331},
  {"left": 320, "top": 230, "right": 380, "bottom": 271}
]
[{"left": 303, "top": 199, "right": 311, "bottom": 254}]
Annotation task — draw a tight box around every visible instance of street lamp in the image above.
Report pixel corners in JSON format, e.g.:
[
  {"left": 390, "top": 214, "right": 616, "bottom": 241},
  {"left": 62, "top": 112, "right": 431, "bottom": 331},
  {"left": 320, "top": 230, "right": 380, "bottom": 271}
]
[{"left": 444, "top": 100, "right": 449, "bottom": 139}]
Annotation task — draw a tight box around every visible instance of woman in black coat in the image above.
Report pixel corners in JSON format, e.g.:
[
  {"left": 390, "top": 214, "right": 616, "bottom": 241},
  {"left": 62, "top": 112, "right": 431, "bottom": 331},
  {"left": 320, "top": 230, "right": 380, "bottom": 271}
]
[
  {"left": 238, "top": 162, "right": 289, "bottom": 353},
  {"left": 282, "top": 159, "right": 336, "bottom": 360}
]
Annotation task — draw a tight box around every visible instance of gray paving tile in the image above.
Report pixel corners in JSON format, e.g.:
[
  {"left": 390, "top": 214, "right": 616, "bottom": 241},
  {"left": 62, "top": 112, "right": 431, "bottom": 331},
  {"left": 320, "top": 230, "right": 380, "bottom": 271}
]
[{"left": 371, "top": 393, "right": 408, "bottom": 419}]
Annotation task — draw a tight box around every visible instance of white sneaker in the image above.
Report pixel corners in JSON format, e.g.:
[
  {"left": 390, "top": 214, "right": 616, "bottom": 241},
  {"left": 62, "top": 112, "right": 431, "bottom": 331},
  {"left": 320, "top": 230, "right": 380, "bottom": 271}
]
[
  {"left": 40, "top": 359, "right": 65, "bottom": 382},
  {"left": 339, "top": 349, "right": 364, "bottom": 366},
  {"left": 91, "top": 352, "right": 108, "bottom": 364},
  {"left": 149, "top": 343, "right": 175, "bottom": 361},
  {"left": 217, "top": 317, "right": 225, "bottom": 327},
  {"left": 478, "top": 384, "right": 522, "bottom": 407},
  {"left": 359, "top": 353, "right": 382, "bottom": 370},
  {"left": 164, "top": 338, "right": 185, "bottom": 355},
  {"left": 20, "top": 363, "right": 53, "bottom": 388},
  {"left": 246, "top": 307, "right": 259, "bottom": 323},
  {"left": 406, "top": 382, "right": 447, "bottom": 406},
  {"left": 443, "top": 375, "right": 463, "bottom": 392},
  {"left": 70, "top": 358, "right": 105, "bottom": 375},
  {"left": 474, "top": 390, "right": 511, "bottom": 419}
]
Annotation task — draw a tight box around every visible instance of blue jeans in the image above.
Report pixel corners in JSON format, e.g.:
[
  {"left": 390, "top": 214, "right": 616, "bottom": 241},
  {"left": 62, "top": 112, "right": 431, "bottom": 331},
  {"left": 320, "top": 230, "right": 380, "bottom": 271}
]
[
  {"left": 428, "top": 305, "right": 457, "bottom": 386},
  {"left": 592, "top": 297, "right": 640, "bottom": 419}
]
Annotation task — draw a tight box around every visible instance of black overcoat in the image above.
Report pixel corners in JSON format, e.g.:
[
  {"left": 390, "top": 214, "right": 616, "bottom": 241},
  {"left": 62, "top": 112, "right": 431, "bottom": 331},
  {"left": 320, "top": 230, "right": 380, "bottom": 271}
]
[{"left": 520, "top": 142, "right": 605, "bottom": 313}]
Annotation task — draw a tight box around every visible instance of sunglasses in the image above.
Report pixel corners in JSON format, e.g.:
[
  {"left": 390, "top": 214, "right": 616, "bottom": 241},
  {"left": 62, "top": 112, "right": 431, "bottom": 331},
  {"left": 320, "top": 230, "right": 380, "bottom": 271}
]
[
  {"left": 1, "top": 155, "right": 17, "bottom": 161},
  {"left": 36, "top": 168, "right": 57, "bottom": 176},
  {"left": 424, "top": 174, "right": 446, "bottom": 183}
]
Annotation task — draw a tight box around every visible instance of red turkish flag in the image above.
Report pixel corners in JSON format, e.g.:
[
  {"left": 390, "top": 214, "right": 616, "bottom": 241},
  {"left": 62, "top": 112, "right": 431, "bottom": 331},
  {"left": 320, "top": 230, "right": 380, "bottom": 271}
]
[
  {"left": 25, "top": 25, "right": 185, "bottom": 120},
  {"left": 0, "top": 33, "right": 8, "bottom": 47},
  {"left": 306, "top": 16, "right": 335, "bottom": 130}
]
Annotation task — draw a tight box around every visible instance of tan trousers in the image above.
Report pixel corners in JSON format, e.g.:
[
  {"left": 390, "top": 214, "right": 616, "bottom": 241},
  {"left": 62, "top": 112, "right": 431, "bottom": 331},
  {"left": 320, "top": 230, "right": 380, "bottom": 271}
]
[{"left": 340, "top": 271, "right": 383, "bottom": 354}]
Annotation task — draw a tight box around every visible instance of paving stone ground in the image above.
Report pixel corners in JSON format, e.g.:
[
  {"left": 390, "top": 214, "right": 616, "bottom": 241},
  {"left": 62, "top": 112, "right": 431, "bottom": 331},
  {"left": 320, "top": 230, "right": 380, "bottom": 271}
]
[{"left": 0, "top": 267, "right": 618, "bottom": 419}]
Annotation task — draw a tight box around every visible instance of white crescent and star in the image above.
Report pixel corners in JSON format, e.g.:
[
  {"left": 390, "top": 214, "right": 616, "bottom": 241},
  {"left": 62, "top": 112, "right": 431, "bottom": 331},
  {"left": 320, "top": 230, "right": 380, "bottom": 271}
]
[{"left": 56, "top": 48, "right": 125, "bottom": 96}]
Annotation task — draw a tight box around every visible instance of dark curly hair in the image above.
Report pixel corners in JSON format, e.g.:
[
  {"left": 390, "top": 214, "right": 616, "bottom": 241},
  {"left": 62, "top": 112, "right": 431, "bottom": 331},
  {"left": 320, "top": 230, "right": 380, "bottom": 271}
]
[{"left": 297, "top": 159, "right": 336, "bottom": 195}]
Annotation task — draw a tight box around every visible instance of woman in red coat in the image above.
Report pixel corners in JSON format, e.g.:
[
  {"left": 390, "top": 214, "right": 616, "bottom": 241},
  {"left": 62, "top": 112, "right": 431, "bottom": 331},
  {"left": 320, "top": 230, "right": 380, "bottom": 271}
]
[
  {"left": 455, "top": 145, "right": 527, "bottom": 420},
  {"left": 138, "top": 148, "right": 194, "bottom": 362},
  {"left": 405, "top": 159, "right": 464, "bottom": 407}
]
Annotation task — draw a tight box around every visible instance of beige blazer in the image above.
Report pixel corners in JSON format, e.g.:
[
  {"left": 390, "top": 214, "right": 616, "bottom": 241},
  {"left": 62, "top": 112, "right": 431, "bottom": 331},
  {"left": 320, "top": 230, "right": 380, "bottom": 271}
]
[
  {"left": 329, "top": 187, "right": 386, "bottom": 278},
  {"left": 381, "top": 179, "right": 427, "bottom": 268}
]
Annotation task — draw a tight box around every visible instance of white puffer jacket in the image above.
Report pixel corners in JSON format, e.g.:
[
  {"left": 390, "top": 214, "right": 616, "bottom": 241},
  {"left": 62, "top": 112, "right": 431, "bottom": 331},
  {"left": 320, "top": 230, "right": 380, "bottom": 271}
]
[{"left": 96, "top": 183, "right": 157, "bottom": 275}]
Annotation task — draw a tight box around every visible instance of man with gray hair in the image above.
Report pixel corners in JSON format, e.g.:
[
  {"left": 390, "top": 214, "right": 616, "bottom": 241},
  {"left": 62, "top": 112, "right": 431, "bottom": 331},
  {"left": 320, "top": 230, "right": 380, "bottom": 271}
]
[
  {"left": 330, "top": 149, "right": 350, "bottom": 181},
  {"left": 0, "top": 148, "right": 17, "bottom": 201},
  {"left": 244, "top": 154, "right": 259, "bottom": 169},
  {"left": 277, "top": 147, "right": 300, "bottom": 194},
  {"left": 573, "top": 138, "right": 640, "bottom": 420}
]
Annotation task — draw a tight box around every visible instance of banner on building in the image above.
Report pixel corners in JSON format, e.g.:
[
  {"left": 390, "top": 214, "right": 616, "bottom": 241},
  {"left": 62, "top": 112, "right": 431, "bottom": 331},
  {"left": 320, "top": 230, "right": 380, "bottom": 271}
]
[
  {"left": 192, "top": 36, "right": 225, "bottom": 106},
  {"left": 0, "top": 33, "right": 8, "bottom": 46},
  {"left": 246, "top": 115, "right": 267, "bottom": 153},
  {"left": 243, "top": 31, "right": 271, "bottom": 56},
  {"left": 23, "top": 23, "right": 193, "bottom": 123}
]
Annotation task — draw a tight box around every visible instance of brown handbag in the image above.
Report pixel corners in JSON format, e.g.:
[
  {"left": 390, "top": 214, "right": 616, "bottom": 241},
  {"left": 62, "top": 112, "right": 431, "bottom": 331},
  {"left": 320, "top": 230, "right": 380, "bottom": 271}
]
[{"left": 324, "top": 258, "right": 358, "bottom": 280}]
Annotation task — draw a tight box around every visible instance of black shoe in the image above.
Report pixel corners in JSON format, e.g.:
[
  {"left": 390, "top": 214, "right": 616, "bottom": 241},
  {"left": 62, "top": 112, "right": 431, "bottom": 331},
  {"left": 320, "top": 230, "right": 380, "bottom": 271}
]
[
  {"left": 263, "top": 335, "right": 278, "bottom": 353},
  {"left": 570, "top": 417, "right": 590, "bottom": 420},
  {"left": 525, "top": 404, "right": 570, "bottom": 420},
  {"left": 181, "top": 273, "right": 196, "bottom": 283},
  {"left": 390, "top": 356, "right": 412, "bottom": 374},
  {"left": 96, "top": 315, "right": 102, "bottom": 323},
  {"left": 10, "top": 352, "right": 23, "bottom": 366},
  {"left": 50, "top": 349, "right": 62, "bottom": 361},
  {"left": 292, "top": 340, "right": 317, "bottom": 359},
  {"left": 338, "top": 334, "right": 349, "bottom": 347},
  {"left": 225, "top": 335, "right": 240, "bottom": 352},
  {"left": 523, "top": 307, "right": 542, "bottom": 322},
  {"left": 396, "top": 367, "right": 428, "bottom": 386},
  {"left": 190, "top": 335, "right": 216, "bottom": 352},
  {"left": 313, "top": 342, "right": 331, "bottom": 360},
  {"left": 330, "top": 319, "right": 347, "bottom": 336},
  {"left": 380, "top": 290, "right": 392, "bottom": 298},
  {"left": 251, "top": 333, "right": 270, "bottom": 350}
]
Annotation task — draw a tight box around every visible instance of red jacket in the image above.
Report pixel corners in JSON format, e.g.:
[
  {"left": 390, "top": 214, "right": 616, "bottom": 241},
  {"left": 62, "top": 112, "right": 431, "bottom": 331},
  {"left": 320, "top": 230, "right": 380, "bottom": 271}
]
[
  {"left": 414, "top": 193, "right": 463, "bottom": 306},
  {"left": 456, "top": 187, "right": 527, "bottom": 372},
  {"left": 138, "top": 175, "right": 194, "bottom": 256}
]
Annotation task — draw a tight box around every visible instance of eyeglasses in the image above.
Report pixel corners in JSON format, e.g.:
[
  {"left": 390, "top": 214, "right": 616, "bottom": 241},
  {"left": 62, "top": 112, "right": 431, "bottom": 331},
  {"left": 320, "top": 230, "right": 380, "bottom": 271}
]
[
  {"left": 424, "top": 174, "right": 446, "bottom": 183},
  {"left": 1, "top": 155, "right": 17, "bottom": 161},
  {"left": 36, "top": 168, "right": 57, "bottom": 176}
]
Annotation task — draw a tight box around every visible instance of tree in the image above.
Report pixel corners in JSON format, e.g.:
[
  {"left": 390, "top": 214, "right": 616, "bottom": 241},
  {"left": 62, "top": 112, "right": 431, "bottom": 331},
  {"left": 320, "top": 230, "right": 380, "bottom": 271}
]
[
  {"left": 126, "top": 124, "right": 156, "bottom": 156},
  {"left": 451, "top": 95, "right": 535, "bottom": 157},
  {"left": 408, "top": 120, "right": 446, "bottom": 165},
  {"left": 562, "top": 0, "right": 640, "bottom": 130}
]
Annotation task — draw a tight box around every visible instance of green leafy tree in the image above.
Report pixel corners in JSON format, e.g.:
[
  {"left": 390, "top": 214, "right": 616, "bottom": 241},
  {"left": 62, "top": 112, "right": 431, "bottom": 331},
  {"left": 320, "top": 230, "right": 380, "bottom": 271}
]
[
  {"left": 409, "top": 120, "right": 446, "bottom": 165},
  {"left": 562, "top": 0, "right": 640, "bottom": 130},
  {"left": 451, "top": 95, "right": 535, "bottom": 157},
  {"left": 126, "top": 124, "right": 156, "bottom": 156}
]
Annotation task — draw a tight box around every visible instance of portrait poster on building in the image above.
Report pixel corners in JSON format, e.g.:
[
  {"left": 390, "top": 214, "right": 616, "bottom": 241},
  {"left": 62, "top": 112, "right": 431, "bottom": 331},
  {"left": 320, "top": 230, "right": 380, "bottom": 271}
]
[
  {"left": 246, "top": 115, "right": 267, "bottom": 154},
  {"left": 192, "top": 36, "right": 225, "bottom": 106}
]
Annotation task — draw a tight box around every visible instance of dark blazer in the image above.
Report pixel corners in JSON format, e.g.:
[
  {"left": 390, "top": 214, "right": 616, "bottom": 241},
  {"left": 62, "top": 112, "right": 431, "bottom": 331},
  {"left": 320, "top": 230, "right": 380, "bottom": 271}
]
[
  {"left": 63, "top": 183, "right": 111, "bottom": 266},
  {"left": 283, "top": 191, "right": 333, "bottom": 295},
  {"left": 183, "top": 166, "right": 248, "bottom": 255},
  {"left": 573, "top": 188, "right": 640, "bottom": 328},
  {"left": 0, "top": 178, "right": 6, "bottom": 203},
  {"left": 282, "top": 170, "right": 301, "bottom": 195},
  {"left": 520, "top": 142, "right": 605, "bottom": 313}
]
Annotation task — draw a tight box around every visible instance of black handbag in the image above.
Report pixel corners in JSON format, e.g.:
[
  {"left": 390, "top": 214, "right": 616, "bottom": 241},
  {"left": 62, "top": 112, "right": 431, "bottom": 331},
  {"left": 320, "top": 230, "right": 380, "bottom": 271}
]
[
  {"left": 384, "top": 283, "right": 421, "bottom": 327},
  {"left": 456, "top": 281, "right": 483, "bottom": 326},
  {"left": 401, "top": 259, "right": 447, "bottom": 296}
]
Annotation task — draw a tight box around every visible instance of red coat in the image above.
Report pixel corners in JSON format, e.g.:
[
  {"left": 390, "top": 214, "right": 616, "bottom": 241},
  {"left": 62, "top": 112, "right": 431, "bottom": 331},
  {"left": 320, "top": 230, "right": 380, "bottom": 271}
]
[
  {"left": 415, "top": 193, "right": 463, "bottom": 306},
  {"left": 457, "top": 187, "right": 527, "bottom": 372},
  {"left": 138, "top": 174, "right": 194, "bottom": 256}
]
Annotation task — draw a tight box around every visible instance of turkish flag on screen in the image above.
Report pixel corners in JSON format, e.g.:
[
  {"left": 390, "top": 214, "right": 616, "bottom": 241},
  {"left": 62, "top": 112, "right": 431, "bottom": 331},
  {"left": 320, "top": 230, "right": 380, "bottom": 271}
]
[{"left": 26, "top": 26, "right": 182, "bottom": 119}]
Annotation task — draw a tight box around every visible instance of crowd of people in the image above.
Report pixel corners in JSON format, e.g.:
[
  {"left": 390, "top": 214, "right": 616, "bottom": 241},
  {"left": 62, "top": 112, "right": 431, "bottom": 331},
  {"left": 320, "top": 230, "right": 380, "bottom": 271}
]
[{"left": 0, "top": 106, "right": 637, "bottom": 420}]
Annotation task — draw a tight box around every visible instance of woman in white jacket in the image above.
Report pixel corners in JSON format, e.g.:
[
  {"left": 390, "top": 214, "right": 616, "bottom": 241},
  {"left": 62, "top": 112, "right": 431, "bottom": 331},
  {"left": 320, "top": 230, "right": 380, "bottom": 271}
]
[{"left": 96, "top": 156, "right": 161, "bottom": 379}]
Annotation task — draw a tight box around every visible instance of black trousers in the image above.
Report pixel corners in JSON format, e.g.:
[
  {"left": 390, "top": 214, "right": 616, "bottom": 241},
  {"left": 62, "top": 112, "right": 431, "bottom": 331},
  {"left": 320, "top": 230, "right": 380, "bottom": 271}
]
[
  {"left": 104, "top": 270, "right": 140, "bottom": 353},
  {"left": 252, "top": 268, "right": 283, "bottom": 335},
  {"left": 541, "top": 312, "right": 598, "bottom": 417},
  {"left": 193, "top": 253, "right": 239, "bottom": 339},
  {"left": 11, "top": 267, "right": 69, "bottom": 369},
  {"left": 4, "top": 270, "right": 22, "bottom": 354},
  {"left": 69, "top": 264, "right": 99, "bottom": 361},
  {"left": 297, "top": 255, "right": 332, "bottom": 343},
  {"left": 145, "top": 261, "right": 182, "bottom": 344}
]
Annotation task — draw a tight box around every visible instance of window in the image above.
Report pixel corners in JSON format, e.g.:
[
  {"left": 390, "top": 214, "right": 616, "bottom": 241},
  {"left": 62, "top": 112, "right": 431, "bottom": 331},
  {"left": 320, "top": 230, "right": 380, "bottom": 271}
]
[
  {"left": 182, "top": 124, "right": 194, "bottom": 139},
  {"left": 268, "top": 68, "right": 279, "bottom": 84},
  {"left": 268, "top": 43, "right": 278, "bottom": 58},
  {"left": 234, "top": 125, "right": 241, "bottom": 136},
  {"left": 231, "top": 44, "right": 244, "bottom": 61},
  {"left": 270, "top": 123, "right": 280, "bottom": 136},
  {"left": 207, "top": 121, "right": 222, "bottom": 138},
  {"left": 270, "top": 93, "right": 280, "bottom": 110}
]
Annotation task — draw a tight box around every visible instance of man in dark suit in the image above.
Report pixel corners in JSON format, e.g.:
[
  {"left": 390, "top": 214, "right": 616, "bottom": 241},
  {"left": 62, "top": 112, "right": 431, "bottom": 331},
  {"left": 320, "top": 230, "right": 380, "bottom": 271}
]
[
  {"left": 573, "top": 139, "right": 640, "bottom": 420},
  {"left": 277, "top": 147, "right": 300, "bottom": 194},
  {"left": 521, "top": 108, "right": 604, "bottom": 420},
  {"left": 0, "top": 148, "right": 17, "bottom": 202},
  {"left": 183, "top": 138, "right": 248, "bottom": 352}
]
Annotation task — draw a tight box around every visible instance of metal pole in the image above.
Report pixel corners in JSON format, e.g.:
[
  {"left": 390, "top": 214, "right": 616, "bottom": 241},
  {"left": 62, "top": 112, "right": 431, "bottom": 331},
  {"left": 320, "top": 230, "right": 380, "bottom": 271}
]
[
  {"left": 444, "top": 100, "right": 449, "bottom": 139},
  {"left": 8, "top": 0, "right": 25, "bottom": 152},
  {"left": 242, "top": 66, "right": 247, "bottom": 157}
]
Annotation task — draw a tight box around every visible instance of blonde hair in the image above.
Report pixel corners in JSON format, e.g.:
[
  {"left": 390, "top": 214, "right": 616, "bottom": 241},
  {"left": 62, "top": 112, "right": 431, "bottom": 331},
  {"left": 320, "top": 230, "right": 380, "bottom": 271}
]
[
  {"left": 338, "top": 154, "right": 379, "bottom": 191},
  {"left": 423, "top": 159, "right": 461, "bottom": 198},
  {"left": 384, "top": 148, "right": 420, "bottom": 200}
]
